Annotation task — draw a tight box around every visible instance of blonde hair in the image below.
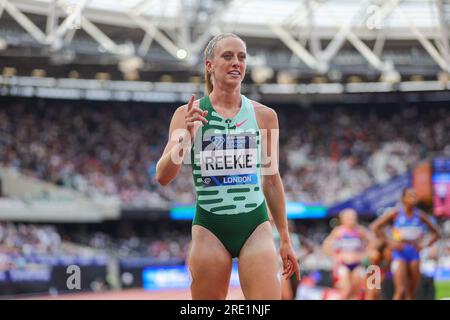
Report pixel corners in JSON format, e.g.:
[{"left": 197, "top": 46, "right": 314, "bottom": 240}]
[{"left": 204, "top": 33, "right": 246, "bottom": 95}]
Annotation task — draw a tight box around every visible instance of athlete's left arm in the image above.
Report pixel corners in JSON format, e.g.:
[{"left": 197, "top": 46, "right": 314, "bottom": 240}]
[
  {"left": 419, "top": 212, "right": 440, "bottom": 248},
  {"left": 358, "top": 225, "right": 378, "bottom": 252},
  {"left": 257, "top": 104, "right": 300, "bottom": 280}
]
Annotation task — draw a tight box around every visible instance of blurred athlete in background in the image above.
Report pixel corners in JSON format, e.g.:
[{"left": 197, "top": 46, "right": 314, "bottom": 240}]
[
  {"left": 370, "top": 188, "right": 440, "bottom": 300},
  {"left": 323, "top": 208, "right": 375, "bottom": 299},
  {"left": 362, "top": 240, "right": 392, "bottom": 300}
]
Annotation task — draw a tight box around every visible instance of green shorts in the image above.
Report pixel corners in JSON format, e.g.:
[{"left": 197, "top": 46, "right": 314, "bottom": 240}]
[{"left": 193, "top": 201, "right": 269, "bottom": 258}]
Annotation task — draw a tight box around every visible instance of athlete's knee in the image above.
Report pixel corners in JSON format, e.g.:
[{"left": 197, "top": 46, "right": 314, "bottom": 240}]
[
  {"left": 394, "top": 285, "right": 407, "bottom": 297},
  {"left": 407, "top": 282, "right": 418, "bottom": 294},
  {"left": 341, "top": 284, "right": 353, "bottom": 299},
  {"left": 191, "top": 288, "right": 227, "bottom": 300},
  {"left": 188, "top": 254, "right": 232, "bottom": 288},
  {"left": 405, "top": 291, "right": 416, "bottom": 300},
  {"left": 190, "top": 277, "right": 228, "bottom": 300},
  {"left": 243, "top": 279, "right": 281, "bottom": 300}
]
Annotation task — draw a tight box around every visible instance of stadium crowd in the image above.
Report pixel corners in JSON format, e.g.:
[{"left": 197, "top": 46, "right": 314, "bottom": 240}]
[
  {"left": 0, "top": 98, "right": 449, "bottom": 208},
  {"left": 1, "top": 219, "right": 449, "bottom": 276}
]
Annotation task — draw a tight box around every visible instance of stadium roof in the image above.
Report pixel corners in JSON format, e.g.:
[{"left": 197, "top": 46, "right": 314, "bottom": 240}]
[
  {"left": 0, "top": 0, "right": 449, "bottom": 82},
  {"left": 9, "top": 0, "right": 446, "bottom": 33}
]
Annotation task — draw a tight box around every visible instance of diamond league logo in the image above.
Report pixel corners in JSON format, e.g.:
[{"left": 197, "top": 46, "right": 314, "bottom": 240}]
[{"left": 211, "top": 136, "right": 225, "bottom": 149}]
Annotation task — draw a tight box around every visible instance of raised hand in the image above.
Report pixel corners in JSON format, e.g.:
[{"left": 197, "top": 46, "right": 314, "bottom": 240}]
[{"left": 185, "top": 94, "right": 208, "bottom": 141}]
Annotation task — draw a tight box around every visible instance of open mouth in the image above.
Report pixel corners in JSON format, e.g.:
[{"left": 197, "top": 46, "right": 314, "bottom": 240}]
[{"left": 228, "top": 70, "right": 241, "bottom": 76}]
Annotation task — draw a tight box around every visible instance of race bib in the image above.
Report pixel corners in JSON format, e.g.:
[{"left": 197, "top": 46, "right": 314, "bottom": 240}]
[
  {"left": 336, "top": 238, "right": 364, "bottom": 252},
  {"left": 200, "top": 133, "right": 258, "bottom": 187},
  {"left": 396, "top": 226, "right": 423, "bottom": 241}
]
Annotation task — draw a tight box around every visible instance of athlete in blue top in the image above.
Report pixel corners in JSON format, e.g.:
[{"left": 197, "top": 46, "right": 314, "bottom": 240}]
[{"left": 370, "top": 188, "right": 440, "bottom": 300}]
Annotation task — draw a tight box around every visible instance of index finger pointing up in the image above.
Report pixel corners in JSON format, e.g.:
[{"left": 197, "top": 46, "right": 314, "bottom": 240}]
[{"left": 187, "top": 94, "right": 195, "bottom": 111}]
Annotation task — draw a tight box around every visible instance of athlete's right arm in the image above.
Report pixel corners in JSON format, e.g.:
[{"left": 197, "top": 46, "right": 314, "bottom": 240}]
[
  {"left": 155, "top": 95, "right": 207, "bottom": 186},
  {"left": 359, "top": 225, "right": 378, "bottom": 253},
  {"left": 369, "top": 209, "right": 397, "bottom": 246},
  {"left": 322, "top": 228, "right": 339, "bottom": 257}
]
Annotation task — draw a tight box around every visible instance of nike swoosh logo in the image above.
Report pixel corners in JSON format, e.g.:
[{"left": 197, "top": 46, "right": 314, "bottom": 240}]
[{"left": 235, "top": 119, "right": 248, "bottom": 127}]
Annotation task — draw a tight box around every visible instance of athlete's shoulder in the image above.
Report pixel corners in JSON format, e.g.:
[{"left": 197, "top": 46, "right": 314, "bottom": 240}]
[
  {"left": 332, "top": 226, "right": 344, "bottom": 236},
  {"left": 385, "top": 207, "right": 400, "bottom": 219},
  {"left": 356, "top": 225, "right": 370, "bottom": 235},
  {"left": 249, "top": 99, "right": 278, "bottom": 128},
  {"left": 416, "top": 209, "right": 432, "bottom": 222},
  {"left": 250, "top": 100, "right": 277, "bottom": 116}
]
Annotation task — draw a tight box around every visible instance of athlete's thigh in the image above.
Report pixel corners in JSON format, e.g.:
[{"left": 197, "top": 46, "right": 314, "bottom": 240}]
[
  {"left": 408, "top": 260, "right": 421, "bottom": 290},
  {"left": 188, "top": 225, "right": 233, "bottom": 299},
  {"left": 336, "top": 264, "right": 352, "bottom": 289},
  {"left": 392, "top": 259, "right": 408, "bottom": 288},
  {"left": 237, "top": 221, "right": 280, "bottom": 300},
  {"left": 336, "top": 266, "right": 354, "bottom": 299},
  {"left": 351, "top": 266, "right": 365, "bottom": 287}
]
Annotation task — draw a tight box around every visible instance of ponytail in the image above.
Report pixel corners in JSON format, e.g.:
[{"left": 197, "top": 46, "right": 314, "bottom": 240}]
[{"left": 205, "top": 71, "right": 213, "bottom": 95}]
